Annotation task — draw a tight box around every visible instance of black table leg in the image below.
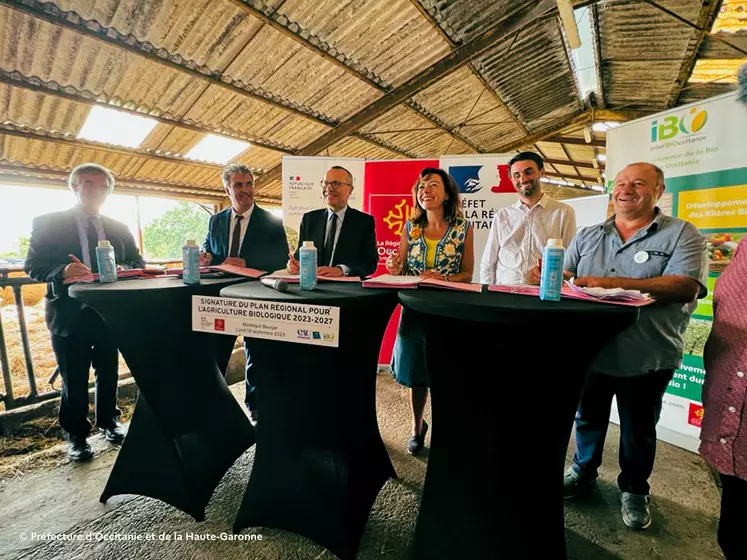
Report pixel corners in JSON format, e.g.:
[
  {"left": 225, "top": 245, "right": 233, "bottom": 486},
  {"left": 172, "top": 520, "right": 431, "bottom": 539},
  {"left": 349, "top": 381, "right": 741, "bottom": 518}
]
[
  {"left": 233, "top": 300, "right": 397, "bottom": 559},
  {"left": 89, "top": 292, "right": 255, "bottom": 521},
  {"left": 411, "top": 314, "right": 626, "bottom": 560}
]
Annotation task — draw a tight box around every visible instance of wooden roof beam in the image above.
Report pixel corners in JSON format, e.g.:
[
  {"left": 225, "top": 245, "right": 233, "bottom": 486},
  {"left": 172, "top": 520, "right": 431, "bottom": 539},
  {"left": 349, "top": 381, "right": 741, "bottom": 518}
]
[
  {"left": 543, "top": 157, "right": 603, "bottom": 170},
  {"left": 658, "top": 0, "right": 725, "bottom": 107},
  {"left": 560, "top": 143, "right": 584, "bottom": 184},
  {"left": 257, "top": 0, "right": 558, "bottom": 187},
  {"left": 544, "top": 171, "right": 603, "bottom": 184},
  {"left": 545, "top": 136, "right": 606, "bottom": 148},
  {"left": 639, "top": 0, "right": 747, "bottom": 58},
  {"left": 1, "top": 0, "right": 334, "bottom": 126},
  {"left": 406, "top": 0, "right": 529, "bottom": 137},
  {"left": 0, "top": 122, "right": 228, "bottom": 171},
  {"left": 0, "top": 163, "right": 232, "bottom": 202},
  {"left": 0, "top": 69, "right": 296, "bottom": 155},
  {"left": 227, "top": 0, "right": 487, "bottom": 154}
]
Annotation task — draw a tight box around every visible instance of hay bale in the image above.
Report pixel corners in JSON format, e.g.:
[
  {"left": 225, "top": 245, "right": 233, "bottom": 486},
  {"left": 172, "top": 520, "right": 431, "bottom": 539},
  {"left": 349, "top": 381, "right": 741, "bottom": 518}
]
[{"left": 0, "top": 302, "right": 128, "bottom": 410}]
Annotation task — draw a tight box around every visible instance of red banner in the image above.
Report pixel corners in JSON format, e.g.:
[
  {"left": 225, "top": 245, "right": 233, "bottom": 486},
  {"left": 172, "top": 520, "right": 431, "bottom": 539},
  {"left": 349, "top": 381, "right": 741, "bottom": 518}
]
[{"left": 363, "top": 159, "right": 439, "bottom": 364}]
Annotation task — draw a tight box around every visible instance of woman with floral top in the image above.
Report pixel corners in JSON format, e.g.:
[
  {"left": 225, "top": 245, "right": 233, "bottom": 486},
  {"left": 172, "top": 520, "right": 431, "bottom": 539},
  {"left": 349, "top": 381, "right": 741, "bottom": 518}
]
[{"left": 386, "top": 167, "right": 474, "bottom": 454}]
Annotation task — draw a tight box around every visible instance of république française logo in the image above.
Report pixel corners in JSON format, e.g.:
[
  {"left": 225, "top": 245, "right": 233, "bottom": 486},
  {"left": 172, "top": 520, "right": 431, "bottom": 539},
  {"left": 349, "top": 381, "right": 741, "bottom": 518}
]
[{"left": 650, "top": 107, "right": 708, "bottom": 143}]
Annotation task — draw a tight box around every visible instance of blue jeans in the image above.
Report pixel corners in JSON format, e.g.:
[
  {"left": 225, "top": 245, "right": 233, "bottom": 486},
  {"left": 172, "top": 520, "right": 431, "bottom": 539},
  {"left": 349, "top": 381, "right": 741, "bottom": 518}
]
[{"left": 571, "top": 369, "right": 674, "bottom": 495}]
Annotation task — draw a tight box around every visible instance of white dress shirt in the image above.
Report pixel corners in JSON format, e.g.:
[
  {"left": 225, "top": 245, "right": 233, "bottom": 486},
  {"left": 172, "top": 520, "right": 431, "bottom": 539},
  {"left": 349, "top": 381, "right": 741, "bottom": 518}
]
[
  {"left": 74, "top": 206, "right": 105, "bottom": 268},
  {"left": 480, "top": 194, "right": 577, "bottom": 285},
  {"left": 227, "top": 204, "right": 254, "bottom": 256}
]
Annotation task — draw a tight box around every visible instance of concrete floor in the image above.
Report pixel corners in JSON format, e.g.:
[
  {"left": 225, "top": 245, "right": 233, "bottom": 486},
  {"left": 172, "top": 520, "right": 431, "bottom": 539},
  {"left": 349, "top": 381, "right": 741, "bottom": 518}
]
[{"left": 0, "top": 373, "right": 724, "bottom": 560}]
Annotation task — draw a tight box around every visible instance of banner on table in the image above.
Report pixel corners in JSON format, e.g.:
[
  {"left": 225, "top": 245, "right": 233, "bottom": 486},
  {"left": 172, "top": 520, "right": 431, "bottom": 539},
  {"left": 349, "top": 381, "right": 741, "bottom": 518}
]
[
  {"left": 606, "top": 92, "right": 747, "bottom": 452},
  {"left": 439, "top": 154, "right": 517, "bottom": 282},
  {"left": 192, "top": 295, "right": 340, "bottom": 348},
  {"left": 364, "top": 159, "right": 439, "bottom": 364},
  {"left": 282, "top": 156, "right": 365, "bottom": 251}
]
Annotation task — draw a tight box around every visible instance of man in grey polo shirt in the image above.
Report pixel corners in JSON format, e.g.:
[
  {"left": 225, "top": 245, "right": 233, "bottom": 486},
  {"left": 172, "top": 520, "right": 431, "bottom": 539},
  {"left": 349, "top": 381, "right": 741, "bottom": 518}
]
[{"left": 562, "top": 162, "right": 707, "bottom": 530}]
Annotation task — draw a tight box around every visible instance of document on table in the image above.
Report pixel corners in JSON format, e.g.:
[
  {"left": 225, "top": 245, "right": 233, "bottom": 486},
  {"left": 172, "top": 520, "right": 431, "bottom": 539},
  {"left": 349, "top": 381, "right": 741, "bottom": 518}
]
[
  {"left": 265, "top": 271, "right": 361, "bottom": 283},
  {"left": 361, "top": 274, "right": 422, "bottom": 288},
  {"left": 565, "top": 279, "right": 653, "bottom": 305}
]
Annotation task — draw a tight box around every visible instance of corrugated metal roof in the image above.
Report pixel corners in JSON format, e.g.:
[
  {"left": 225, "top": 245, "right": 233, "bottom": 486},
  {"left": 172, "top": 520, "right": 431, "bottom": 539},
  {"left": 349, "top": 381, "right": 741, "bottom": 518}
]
[
  {"left": 415, "top": 0, "right": 526, "bottom": 43},
  {"left": 231, "top": 144, "right": 286, "bottom": 173},
  {"left": 360, "top": 105, "right": 473, "bottom": 157},
  {"left": 276, "top": 0, "right": 453, "bottom": 88},
  {"left": 597, "top": 0, "right": 705, "bottom": 108},
  {"left": 3, "top": 0, "right": 738, "bottom": 201},
  {"left": 223, "top": 25, "right": 383, "bottom": 121},
  {"left": 0, "top": 83, "right": 89, "bottom": 135},
  {"left": 474, "top": 16, "right": 581, "bottom": 129},
  {"left": 410, "top": 67, "right": 525, "bottom": 150},
  {"left": 0, "top": 6, "right": 208, "bottom": 116},
  {"left": 181, "top": 85, "right": 330, "bottom": 149},
  {"left": 53, "top": 0, "right": 263, "bottom": 71},
  {"left": 328, "top": 136, "right": 402, "bottom": 160}
]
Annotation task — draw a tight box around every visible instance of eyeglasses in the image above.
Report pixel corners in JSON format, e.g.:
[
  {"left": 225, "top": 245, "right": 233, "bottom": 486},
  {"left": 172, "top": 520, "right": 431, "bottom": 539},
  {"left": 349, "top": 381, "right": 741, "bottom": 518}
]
[{"left": 320, "top": 180, "right": 352, "bottom": 190}]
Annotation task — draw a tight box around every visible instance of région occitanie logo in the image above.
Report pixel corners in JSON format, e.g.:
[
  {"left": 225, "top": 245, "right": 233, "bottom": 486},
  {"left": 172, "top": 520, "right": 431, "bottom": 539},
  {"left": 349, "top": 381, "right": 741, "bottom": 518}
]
[
  {"left": 383, "top": 199, "right": 413, "bottom": 236},
  {"left": 650, "top": 107, "right": 708, "bottom": 143}
]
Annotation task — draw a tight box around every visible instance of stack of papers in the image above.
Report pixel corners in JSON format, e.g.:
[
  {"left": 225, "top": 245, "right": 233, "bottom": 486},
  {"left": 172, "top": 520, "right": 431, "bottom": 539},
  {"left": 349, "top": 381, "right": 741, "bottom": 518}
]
[
  {"left": 163, "top": 265, "right": 266, "bottom": 278},
  {"left": 65, "top": 264, "right": 268, "bottom": 284},
  {"left": 265, "top": 271, "right": 362, "bottom": 283},
  {"left": 487, "top": 281, "right": 654, "bottom": 307},
  {"left": 210, "top": 264, "right": 265, "bottom": 278},
  {"left": 63, "top": 269, "right": 147, "bottom": 284},
  {"left": 362, "top": 274, "right": 482, "bottom": 293},
  {"left": 565, "top": 279, "right": 653, "bottom": 305},
  {"left": 362, "top": 274, "right": 422, "bottom": 288}
]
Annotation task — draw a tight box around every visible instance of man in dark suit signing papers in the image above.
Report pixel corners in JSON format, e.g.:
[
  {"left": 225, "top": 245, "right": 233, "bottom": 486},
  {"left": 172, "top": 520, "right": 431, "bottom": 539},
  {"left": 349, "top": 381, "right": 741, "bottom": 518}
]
[
  {"left": 287, "top": 166, "right": 378, "bottom": 279},
  {"left": 24, "top": 163, "right": 145, "bottom": 461},
  {"left": 201, "top": 163, "right": 287, "bottom": 425}
]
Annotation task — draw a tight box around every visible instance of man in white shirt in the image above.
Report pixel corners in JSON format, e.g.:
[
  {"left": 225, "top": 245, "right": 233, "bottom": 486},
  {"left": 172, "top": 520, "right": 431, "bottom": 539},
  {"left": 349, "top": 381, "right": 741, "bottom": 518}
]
[{"left": 480, "top": 152, "right": 576, "bottom": 285}]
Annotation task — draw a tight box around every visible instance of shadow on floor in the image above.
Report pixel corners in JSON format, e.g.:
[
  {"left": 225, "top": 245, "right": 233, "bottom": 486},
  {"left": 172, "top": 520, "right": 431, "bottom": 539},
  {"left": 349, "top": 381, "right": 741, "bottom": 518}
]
[{"left": 567, "top": 529, "right": 624, "bottom": 560}]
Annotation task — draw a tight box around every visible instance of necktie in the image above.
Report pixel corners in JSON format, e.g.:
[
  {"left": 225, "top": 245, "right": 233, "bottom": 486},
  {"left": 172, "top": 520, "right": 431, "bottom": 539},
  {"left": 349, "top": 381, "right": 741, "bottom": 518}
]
[
  {"left": 229, "top": 215, "right": 243, "bottom": 258},
  {"left": 87, "top": 217, "right": 100, "bottom": 273},
  {"left": 324, "top": 213, "right": 338, "bottom": 266}
]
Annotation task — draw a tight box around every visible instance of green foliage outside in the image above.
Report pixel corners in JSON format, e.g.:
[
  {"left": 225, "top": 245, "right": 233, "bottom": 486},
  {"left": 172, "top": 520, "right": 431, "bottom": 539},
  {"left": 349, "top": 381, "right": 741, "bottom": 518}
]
[
  {"left": 0, "top": 236, "right": 29, "bottom": 260},
  {"left": 143, "top": 202, "right": 210, "bottom": 259},
  {"left": 683, "top": 319, "right": 711, "bottom": 357}
]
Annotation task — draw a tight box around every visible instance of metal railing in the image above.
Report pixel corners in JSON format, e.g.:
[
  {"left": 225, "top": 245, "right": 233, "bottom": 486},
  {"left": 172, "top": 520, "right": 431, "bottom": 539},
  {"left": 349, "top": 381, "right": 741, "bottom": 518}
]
[{"left": 0, "top": 261, "right": 180, "bottom": 411}]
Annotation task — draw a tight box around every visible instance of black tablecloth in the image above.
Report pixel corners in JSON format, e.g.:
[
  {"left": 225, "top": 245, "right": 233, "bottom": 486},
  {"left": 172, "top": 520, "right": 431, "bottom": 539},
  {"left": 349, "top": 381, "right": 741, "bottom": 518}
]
[
  {"left": 219, "top": 282, "right": 398, "bottom": 560},
  {"left": 70, "top": 276, "right": 255, "bottom": 521},
  {"left": 398, "top": 289, "right": 640, "bottom": 560}
]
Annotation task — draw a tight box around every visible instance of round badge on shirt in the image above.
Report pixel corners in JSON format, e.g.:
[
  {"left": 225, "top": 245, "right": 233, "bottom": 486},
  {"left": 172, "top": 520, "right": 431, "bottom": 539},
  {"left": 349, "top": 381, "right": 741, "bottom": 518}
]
[{"left": 634, "top": 251, "right": 649, "bottom": 264}]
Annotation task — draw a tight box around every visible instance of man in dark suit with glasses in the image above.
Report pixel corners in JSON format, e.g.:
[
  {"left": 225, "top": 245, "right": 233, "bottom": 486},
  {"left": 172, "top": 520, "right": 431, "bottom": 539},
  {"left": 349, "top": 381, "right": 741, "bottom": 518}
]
[{"left": 287, "top": 166, "right": 378, "bottom": 279}]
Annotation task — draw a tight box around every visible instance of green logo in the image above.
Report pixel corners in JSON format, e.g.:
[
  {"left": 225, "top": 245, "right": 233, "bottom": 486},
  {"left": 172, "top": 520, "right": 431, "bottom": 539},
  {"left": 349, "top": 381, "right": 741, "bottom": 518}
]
[{"left": 651, "top": 107, "right": 708, "bottom": 143}]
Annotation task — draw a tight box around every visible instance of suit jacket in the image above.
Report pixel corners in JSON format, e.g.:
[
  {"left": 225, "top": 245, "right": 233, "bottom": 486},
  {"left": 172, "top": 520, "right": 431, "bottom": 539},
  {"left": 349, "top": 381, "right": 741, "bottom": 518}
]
[
  {"left": 24, "top": 208, "right": 145, "bottom": 337},
  {"left": 296, "top": 207, "right": 378, "bottom": 278},
  {"left": 202, "top": 205, "right": 288, "bottom": 273}
]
